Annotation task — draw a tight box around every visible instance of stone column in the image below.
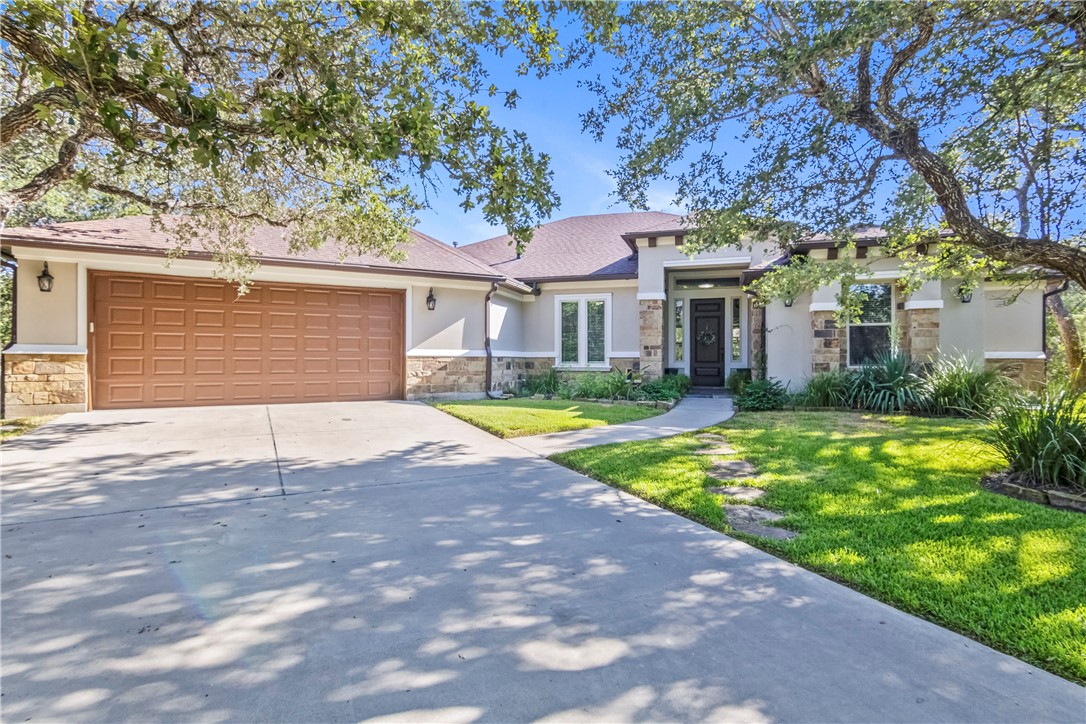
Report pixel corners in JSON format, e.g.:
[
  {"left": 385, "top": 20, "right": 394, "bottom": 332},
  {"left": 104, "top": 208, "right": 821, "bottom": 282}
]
[
  {"left": 811, "top": 312, "right": 847, "bottom": 372},
  {"left": 900, "top": 307, "right": 940, "bottom": 363},
  {"left": 639, "top": 298, "right": 665, "bottom": 379},
  {"left": 749, "top": 305, "right": 765, "bottom": 380}
]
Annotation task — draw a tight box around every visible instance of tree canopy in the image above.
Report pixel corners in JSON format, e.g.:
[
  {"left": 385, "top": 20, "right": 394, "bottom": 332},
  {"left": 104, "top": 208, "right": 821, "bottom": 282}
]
[
  {"left": 1, "top": 0, "right": 566, "bottom": 282},
  {"left": 580, "top": 2, "right": 1086, "bottom": 290}
]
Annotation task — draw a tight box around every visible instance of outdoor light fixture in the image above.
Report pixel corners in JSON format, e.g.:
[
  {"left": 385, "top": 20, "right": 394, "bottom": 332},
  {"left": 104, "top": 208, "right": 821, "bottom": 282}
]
[
  {"left": 37, "top": 262, "right": 54, "bottom": 292},
  {"left": 426, "top": 288, "right": 437, "bottom": 311},
  {"left": 783, "top": 298, "right": 794, "bottom": 308},
  {"left": 957, "top": 285, "right": 973, "bottom": 303}
]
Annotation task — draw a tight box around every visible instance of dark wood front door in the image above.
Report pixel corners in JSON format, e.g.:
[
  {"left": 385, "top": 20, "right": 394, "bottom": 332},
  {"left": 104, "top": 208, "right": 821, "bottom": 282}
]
[{"left": 691, "top": 299, "right": 725, "bottom": 386}]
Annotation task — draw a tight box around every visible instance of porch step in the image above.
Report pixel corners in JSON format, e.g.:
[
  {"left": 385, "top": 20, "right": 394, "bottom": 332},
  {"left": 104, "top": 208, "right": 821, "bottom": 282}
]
[{"left": 687, "top": 386, "right": 731, "bottom": 399}]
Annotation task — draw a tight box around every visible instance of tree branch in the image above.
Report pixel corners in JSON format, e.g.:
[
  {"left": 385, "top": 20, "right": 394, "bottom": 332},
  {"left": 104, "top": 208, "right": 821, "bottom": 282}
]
[
  {"left": 0, "top": 122, "right": 90, "bottom": 221},
  {"left": 0, "top": 86, "right": 76, "bottom": 146}
]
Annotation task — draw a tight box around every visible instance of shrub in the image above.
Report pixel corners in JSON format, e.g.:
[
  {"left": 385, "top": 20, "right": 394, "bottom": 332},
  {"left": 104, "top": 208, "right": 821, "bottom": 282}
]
[
  {"left": 640, "top": 373, "right": 691, "bottom": 401},
  {"left": 801, "top": 369, "right": 854, "bottom": 408},
  {"left": 918, "top": 355, "right": 1007, "bottom": 417},
  {"left": 569, "top": 373, "right": 607, "bottom": 400},
  {"left": 847, "top": 351, "right": 925, "bottom": 413},
  {"left": 983, "top": 387, "right": 1086, "bottom": 491},
  {"left": 523, "top": 367, "right": 562, "bottom": 396},
  {"left": 726, "top": 368, "right": 753, "bottom": 394},
  {"left": 735, "top": 378, "right": 789, "bottom": 411}
]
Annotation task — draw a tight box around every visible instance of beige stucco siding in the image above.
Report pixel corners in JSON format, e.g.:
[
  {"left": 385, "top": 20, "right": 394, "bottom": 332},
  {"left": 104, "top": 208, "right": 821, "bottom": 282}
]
[
  {"left": 489, "top": 293, "right": 523, "bottom": 353},
  {"left": 636, "top": 241, "right": 777, "bottom": 295},
  {"left": 16, "top": 259, "right": 79, "bottom": 345},
  {"left": 409, "top": 284, "right": 485, "bottom": 352},
  {"left": 765, "top": 295, "right": 813, "bottom": 390},
  {"left": 983, "top": 286, "right": 1045, "bottom": 354},
  {"left": 938, "top": 280, "right": 986, "bottom": 360}
]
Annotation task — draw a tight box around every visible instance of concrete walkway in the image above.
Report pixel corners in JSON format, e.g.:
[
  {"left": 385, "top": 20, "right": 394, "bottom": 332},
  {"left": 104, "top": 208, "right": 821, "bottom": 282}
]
[
  {"left": 511, "top": 396, "right": 735, "bottom": 456},
  {"left": 2, "top": 401, "right": 1083, "bottom": 722}
]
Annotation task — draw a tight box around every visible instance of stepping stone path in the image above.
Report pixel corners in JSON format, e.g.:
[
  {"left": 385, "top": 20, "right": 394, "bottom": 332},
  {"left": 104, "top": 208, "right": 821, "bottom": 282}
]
[
  {"left": 723, "top": 504, "right": 798, "bottom": 540},
  {"left": 707, "top": 459, "right": 759, "bottom": 480},
  {"left": 695, "top": 444, "right": 737, "bottom": 455},
  {"left": 694, "top": 433, "right": 727, "bottom": 443},
  {"left": 709, "top": 485, "right": 766, "bottom": 502}
]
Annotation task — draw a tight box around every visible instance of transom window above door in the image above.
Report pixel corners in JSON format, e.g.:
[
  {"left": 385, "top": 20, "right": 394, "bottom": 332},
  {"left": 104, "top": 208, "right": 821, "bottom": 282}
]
[
  {"left": 556, "top": 294, "right": 610, "bottom": 368},
  {"left": 673, "top": 277, "right": 741, "bottom": 290}
]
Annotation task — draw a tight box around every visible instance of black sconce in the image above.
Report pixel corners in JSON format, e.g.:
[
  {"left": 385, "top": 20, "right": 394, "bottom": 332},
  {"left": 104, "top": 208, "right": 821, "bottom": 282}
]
[
  {"left": 783, "top": 297, "right": 794, "bottom": 308},
  {"left": 425, "top": 287, "right": 437, "bottom": 311},
  {"left": 957, "top": 285, "right": 973, "bottom": 303},
  {"left": 37, "top": 262, "right": 54, "bottom": 292}
]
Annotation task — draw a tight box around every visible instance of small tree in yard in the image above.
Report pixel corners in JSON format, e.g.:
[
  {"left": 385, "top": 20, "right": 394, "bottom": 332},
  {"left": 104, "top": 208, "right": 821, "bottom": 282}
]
[
  {"left": 1, "top": 0, "right": 566, "bottom": 286},
  {"left": 577, "top": 1, "right": 1086, "bottom": 385}
]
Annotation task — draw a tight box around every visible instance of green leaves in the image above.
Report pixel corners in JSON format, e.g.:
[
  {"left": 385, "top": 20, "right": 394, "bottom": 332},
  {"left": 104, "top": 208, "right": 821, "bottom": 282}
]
[{"left": 2, "top": 0, "right": 566, "bottom": 277}]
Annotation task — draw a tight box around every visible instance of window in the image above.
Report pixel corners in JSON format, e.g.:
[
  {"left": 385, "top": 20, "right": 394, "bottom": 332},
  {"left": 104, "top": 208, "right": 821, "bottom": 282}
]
[
  {"left": 673, "top": 299, "right": 685, "bottom": 362},
  {"left": 731, "top": 297, "right": 742, "bottom": 361},
  {"left": 674, "top": 277, "right": 741, "bottom": 290},
  {"left": 848, "top": 283, "right": 893, "bottom": 366},
  {"left": 556, "top": 295, "right": 610, "bottom": 367}
]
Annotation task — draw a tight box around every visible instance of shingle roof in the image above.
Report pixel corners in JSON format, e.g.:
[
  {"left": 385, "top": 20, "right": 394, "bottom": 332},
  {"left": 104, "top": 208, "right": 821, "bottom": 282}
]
[
  {"left": 459, "top": 211, "right": 682, "bottom": 281},
  {"left": 1, "top": 215, "right": 505, "bottom": 281}
]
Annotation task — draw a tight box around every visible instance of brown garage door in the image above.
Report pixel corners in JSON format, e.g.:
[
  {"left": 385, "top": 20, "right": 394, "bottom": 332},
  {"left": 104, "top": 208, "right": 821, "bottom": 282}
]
[{"left": 90, "top": 272, "right": 404, "bottom": 409}]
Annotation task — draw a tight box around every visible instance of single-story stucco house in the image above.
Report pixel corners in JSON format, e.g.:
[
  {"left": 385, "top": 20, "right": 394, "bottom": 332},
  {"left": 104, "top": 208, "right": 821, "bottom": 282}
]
[{"left": 1, "top": 211, "right": 1048, "bottom": 416}]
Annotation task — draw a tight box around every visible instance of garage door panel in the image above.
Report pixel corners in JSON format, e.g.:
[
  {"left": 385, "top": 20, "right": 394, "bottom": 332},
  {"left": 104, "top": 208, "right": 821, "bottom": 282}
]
[
  {"left": 152, "top": 358, "right": 186, "bottom": 375},
  {"left": 92, "top": 273, "right": 404, "bottom": 409}
]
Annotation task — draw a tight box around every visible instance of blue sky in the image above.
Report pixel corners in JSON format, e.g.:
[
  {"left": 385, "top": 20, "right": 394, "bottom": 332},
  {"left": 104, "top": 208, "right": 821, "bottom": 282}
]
[{"left": 412, "top": 52, "right": 683, "bottom": 246}]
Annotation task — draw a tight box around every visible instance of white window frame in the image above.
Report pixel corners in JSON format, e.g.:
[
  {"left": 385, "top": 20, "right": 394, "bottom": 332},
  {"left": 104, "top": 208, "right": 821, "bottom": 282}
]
[
  {"left": 847, "top": 282, "right": 895, "bottom": 368},
  {"left": 554, "top": 293, "right": 612, "bottom": 369}
]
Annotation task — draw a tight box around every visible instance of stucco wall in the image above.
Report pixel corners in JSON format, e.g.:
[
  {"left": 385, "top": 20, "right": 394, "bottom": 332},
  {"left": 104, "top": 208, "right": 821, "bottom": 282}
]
[
  {"left": 16, "top": 260, "right": 79, "bottom": 345},
  {"left": 765, "top": 295, "right": 813, "bottom": 390},
  {"left": 636, "top": 240, "right": 778, "bottom": 295},
  {"left": 938, "top": 280, "right": 986, "bottom": 361},
  {"left": 489, "top": 293, "right": 523, "bottom": 353},
  {"left": 984, "top": 286, "right": 1044, "bottom": 354},
  {"left": 409, "top": 284, "right": 485, "bottom": 352}
]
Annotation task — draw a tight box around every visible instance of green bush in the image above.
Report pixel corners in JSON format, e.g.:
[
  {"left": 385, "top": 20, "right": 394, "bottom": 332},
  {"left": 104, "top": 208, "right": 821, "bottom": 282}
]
[
  {"left": 639, "top": 373, "right": 691, "bottom": 401},
  {"left": 918, "top": 355, "right": 1007, "bottom": 417},
  {"left": 847, "top": 351, "right": 925, "bottom": 413},
  {"left": 801, "top": 369, "right": 854, "bottom": 407},
  {"left": 735, "top": 378, "right": 789, "bottom": 411},
  {"left": 983, "top": 387, "right": 1086, "bottom": 491},
  {"left": 523, "top": 367, "right": 562, "bottom": 396},
  {"left": 726, "top": 368, "right": 752, "bottom": 394}
]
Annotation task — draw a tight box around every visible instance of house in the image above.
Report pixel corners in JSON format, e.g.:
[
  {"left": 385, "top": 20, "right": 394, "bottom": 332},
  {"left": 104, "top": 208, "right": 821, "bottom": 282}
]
[{"left": 1, "top": 212, "right": 1047, "bottom": 416}]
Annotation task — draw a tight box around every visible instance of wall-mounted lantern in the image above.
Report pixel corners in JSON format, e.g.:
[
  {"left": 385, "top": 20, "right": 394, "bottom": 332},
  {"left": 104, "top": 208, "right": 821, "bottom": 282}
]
[
  {"left": 425, "top": 288, "right": 437, "bottom": 311},
  {"left": 957, "top": 285, "right": 973, "bottom": 303},
  {"left": 783, "top": 297, "right": 794, "bottom": 308},
  {"left": 37, "top": 262, "right": 54, "bottom": 292}
]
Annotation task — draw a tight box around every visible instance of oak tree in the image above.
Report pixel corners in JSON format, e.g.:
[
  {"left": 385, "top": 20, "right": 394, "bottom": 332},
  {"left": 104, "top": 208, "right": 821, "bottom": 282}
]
[{"left": 2, "top": 0, "right": 565, "bottom": 282}]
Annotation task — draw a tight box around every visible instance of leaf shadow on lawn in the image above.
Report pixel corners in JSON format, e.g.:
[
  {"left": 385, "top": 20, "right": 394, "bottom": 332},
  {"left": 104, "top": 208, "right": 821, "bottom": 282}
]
[{"left": 554, "top": 411, "right": 1086, "bottom": 684}]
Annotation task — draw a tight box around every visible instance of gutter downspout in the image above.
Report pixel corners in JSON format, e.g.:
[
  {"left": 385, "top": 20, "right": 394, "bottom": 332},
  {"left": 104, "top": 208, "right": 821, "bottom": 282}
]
[
  {"left": 484, "top": 281, "right": 502, "bottom": 399},
  {"left": 1, "top": 257, "right": 17, "bottom": 419}
]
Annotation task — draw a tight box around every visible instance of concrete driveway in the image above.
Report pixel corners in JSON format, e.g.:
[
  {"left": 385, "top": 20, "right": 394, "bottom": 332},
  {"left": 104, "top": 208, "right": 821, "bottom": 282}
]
[{"left": 1, "top": 402, "right": 1082, "bottom": 723}]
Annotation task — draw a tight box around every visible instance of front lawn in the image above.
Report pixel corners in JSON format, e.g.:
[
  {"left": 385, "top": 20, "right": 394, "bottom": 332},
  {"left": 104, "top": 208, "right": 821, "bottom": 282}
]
[
  {"left": 433, "top": 398, "right": 662, "bottom": 438},
  {"left": 0, "top": 416, "right": 55, "bottom": 442},
  {"left": 552, "top": 411, "right": 1086, "bottom": 684}
]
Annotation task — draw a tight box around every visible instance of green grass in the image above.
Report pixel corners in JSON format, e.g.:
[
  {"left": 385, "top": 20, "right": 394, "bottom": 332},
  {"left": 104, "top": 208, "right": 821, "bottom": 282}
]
[
  {"left": 433, "top": 398, "right": 662, "bottom": 438},
  {"left": 0, "top": 416, "right": 55, "bottom": 441},
  {"left": 552, "top": 411, "right": 1086, "bottom": 684}
]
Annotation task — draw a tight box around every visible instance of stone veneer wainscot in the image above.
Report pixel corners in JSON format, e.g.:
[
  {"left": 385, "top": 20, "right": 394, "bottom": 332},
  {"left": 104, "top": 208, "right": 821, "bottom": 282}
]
[{"left": 3, "top": 354, "right": 88, "bottom": 417}]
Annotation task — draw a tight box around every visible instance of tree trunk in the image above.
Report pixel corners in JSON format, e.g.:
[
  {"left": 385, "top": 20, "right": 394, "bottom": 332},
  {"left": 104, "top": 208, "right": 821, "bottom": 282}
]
[{"left": 1046, "top": 290, "right": 1085, "bottom": 390}]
